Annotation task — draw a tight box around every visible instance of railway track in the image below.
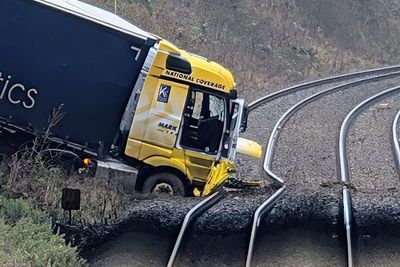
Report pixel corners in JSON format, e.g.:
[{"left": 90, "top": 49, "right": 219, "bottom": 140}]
[
  {"left": 163, "top": 65, "right": 400, "bottom": 267},
  {"left": 337, "top": 85, "right": 400, "bottom": 266},
  {"left": 344, "top": 87, "right": 400, "bottom": 267},
  {"left": 392, "top": 109, "right": 400, "bottom": 173},
  {"left": 167, "top": 191, "right": 224, "bottom": 267},
  {"left": 90, "top": 64, "right": 400, "bottom": 267},
  {"left": 246, "top": 68, "right": 400, "bottom": 267}
]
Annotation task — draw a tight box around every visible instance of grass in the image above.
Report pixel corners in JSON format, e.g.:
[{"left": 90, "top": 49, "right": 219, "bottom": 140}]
[
  {"left": 0, "top": 115, "right": 145, "bottom": 265},
  {"left": 0, "top": 193, "right": 87, "bottom": 267}
]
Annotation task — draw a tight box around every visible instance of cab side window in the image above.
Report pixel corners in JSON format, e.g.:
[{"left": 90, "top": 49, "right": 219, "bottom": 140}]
[{"left": 181, "top": 89, "right": 225, "bottom": 154}]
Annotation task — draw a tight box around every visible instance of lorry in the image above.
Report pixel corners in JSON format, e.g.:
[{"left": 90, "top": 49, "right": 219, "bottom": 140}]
[{"left": 0, "top": 0, "right": 262, "bottom": 197}]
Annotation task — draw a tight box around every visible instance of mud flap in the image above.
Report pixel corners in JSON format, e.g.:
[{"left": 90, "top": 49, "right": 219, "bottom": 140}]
[{"left": 200, "top": 161, "right": 235, "bottom": 196}]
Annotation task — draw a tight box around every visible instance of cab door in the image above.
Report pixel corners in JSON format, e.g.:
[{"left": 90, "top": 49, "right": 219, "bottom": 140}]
[
  {"left": 178, "top": 88, "right": 227, "bottom": 183},
  {"left": 227, "top": 99, "right": 244, "bottom": 161},
  {"left": 200, "top": 99, "right": 244, "bottom": 196}
]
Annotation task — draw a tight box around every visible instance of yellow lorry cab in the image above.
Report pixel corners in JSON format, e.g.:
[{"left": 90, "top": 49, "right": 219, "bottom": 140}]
[
  {"left": 0, "top": 0, "right": 261, "bottom": 197},
  {"left": 124, "top": 39, "right": 261, "bottom": 196}
]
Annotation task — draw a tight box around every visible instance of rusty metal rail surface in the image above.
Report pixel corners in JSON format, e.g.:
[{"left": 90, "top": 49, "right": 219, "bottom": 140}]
[
  {"left": 167, "top": 191, "right": 223, "bottom": 267},
  {"left": 338, "top": 85, "right": 400, "bottom": 267}
]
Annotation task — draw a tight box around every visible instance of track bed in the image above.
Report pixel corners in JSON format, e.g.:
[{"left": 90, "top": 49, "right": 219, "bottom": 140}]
[{"left": 79, "top": 66, "right": 400, "bottom": 267}]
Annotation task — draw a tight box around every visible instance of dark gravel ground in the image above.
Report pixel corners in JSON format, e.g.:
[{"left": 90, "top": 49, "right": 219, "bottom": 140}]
[
  {"left": 89, "top": 231, "right": 174, "bottom": 267},
  {"left": 85, "top": 71, "right": 400, "bottom": 266},
  {"left": 85, "top": 185, "right": 276, "bottom": 236},
  {"left": 88, "top": 186, "right": 344, "bottom": 267},
  {"left": 107, "top": 186, "right": 277, "bottom": 234},
  {"left": 237, "top": 80, "right": 350, "bottom": 181},
  {"left": 252, "top": 225, "right": 346, "bottom": 267},
  {"left": 346, "top": 93, "right": 400, "bottom": 265},
  {"left": 236, "top": 73, "right": 398, "bottom": 181},
  {"left": 348, "top": 94, "right": 400, "bottom": 193},
  {"left": 264, "top": 75, "right": 400, "bottom": 265},
  {"left": 262, "top": 187, "right": 340, "bottom": 226},
  {"left": 356, "top": 226, "right": 400, "bottom": 267},
  {"left": 89, "top": 225, "right": 346, "bottom": 267},
  {"left": 272, "top": 75, "right": 400, "bottom": 187},
  {"left": 347, "top": 93, "right": 400, "bottom": 227}
]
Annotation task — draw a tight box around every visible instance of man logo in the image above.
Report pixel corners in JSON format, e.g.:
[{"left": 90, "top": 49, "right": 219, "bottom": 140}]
[{"left": 157, "top": 84, "right": 171, "bottom": 103}]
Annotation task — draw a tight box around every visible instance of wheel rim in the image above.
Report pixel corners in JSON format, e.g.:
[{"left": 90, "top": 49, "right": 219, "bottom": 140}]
[{"left": 153, "top": 182, "right": 175, "bottom": 195}]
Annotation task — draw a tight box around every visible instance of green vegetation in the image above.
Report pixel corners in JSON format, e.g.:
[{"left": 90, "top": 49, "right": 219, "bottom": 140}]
[
  {"left": 0, "top": 111, "right": 134, "bottom": 266},
  {"left": 0, "top": 193, "right": 87, "bottom": 267}
]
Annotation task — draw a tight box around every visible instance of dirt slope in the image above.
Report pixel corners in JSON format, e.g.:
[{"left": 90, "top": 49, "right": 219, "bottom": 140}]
[{"left": 85, "top": 0, "right": 400, "bottom": 101}]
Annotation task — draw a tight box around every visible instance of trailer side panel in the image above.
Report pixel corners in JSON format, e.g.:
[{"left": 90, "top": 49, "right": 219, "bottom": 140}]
[{"left": 0, "top": 0, "right": 156, "bottom": 152}]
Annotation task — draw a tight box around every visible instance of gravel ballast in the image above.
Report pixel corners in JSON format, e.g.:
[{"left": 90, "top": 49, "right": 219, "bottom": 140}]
[
  {"left": 272, "top": 76, "right": 400, "bottom": 187},
  {"left": 345, "top": 92, "right": 400, "bottom": 264},
  {"left": 85, "top": 71, "right": 400, "bottom": 266}
]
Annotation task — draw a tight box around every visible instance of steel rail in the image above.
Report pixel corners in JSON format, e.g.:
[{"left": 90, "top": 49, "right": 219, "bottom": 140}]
[
  {"left": 245, "top": 185, "right": 286, "bottom": 267},
  {"left": 338, "top": 85, "right": 400, "bottom": 267},
  {"left": 248, "top": 64, "right": 400, "bottom": 112},
  {"left": 244, "top": 71, "right": 400, "bottom": 267},
  {"left": 338, "top": 85, "right": 400, "bottom": 183},
  {"left": 167, "top": 191, "right": 223, "bottom": 267},
  {"left": 342, "top": 186, "right": 354, "bottom": 267},
  {"left": 264, "top": 71, "right": 400, "bottom": 185},
  {"left": 392, "top": 109, "right": 400, "bottom": 174}
]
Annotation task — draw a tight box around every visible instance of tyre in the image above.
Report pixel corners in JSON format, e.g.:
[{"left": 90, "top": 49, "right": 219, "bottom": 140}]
[
  {"left": 142, "top": 172, "right": 186, "bottom": 196},
  {"left": 40, "top": 151, "right": 77, "bottom": 177}
]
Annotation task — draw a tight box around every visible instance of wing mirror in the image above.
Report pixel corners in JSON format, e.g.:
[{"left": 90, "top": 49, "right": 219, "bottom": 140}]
[
  {"left": 240, "top": 105, "right": 248, "bottom": 133},
  {"left": 229, "top": 90, "right": 238, "bottom": 99}
]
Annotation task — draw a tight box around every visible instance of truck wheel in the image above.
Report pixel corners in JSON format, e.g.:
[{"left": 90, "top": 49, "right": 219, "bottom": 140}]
[{"left": 142, "top": 172, "right": 186, "bottom": 196}]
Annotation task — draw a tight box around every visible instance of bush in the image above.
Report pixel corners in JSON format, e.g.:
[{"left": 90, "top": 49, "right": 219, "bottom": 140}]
[
  {"left": 0, "top": 195, "right": 86, "bottom": 267},
  {"left": 0, "top": 195, "right": 45, "bottom": 225}
]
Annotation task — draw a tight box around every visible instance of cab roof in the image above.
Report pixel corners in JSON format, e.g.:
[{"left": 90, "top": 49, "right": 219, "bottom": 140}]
[{"left": 158, "top": 40, "right": 236, "bottom": 94}]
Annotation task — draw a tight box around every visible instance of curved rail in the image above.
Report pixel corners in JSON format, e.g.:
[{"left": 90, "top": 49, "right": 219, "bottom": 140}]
[
  {"left": 338, "top": 85, "right": 400, "bottom": 267},
  {"left": 338, "top": 85, "right": 400, "bottom": 183},
  {"left": 248, "top": 64, "right": 400, "bottom": 112},
  {"left": 244, "top": 71, "right": 400, "bottom": 267},
  {"left": 169, "top": 68, "right": 400, "bottom": 267},
  {"left": 167, "top": 191, "right": 223, "bottom": 267},
  {"left": 392, "top": 109, "right": 400, "bottom": 173},
  {"left": 245, "top": 185, "right": 286, "bottom": 267},
  {"left": 264, "top": 71, "right": 400, "bottom": 185}
]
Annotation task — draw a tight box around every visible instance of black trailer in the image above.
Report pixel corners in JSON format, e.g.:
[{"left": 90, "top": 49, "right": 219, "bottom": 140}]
[{"left": 0, "top": 0, "right": 157, "bottom": 153}]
